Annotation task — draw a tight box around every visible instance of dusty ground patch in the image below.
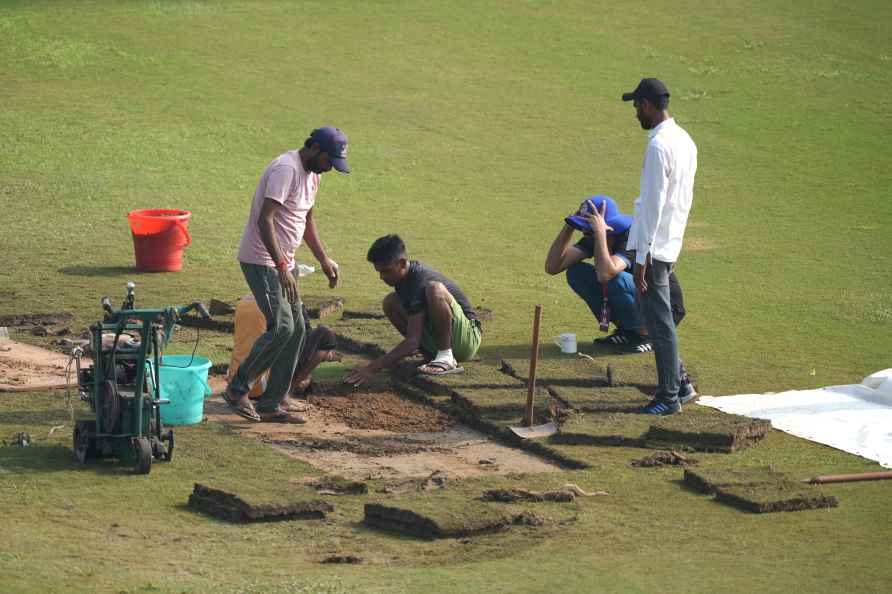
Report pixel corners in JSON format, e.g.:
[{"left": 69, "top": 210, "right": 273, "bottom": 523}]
[
  {"left": 0, "top": 339, "right": 76, "bottom": 392},
  {"left": 204, "top": 381, "right": 559, "bottom": 481}
]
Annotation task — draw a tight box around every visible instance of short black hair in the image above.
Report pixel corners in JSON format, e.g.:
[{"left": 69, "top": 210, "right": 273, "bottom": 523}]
[{"left": 367, "top": 234, "right": 407, "bottom": 265}]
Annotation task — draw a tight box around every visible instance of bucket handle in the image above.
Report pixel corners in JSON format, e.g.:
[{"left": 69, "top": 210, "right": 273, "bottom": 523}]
[
  {"left": 197, "top": 372, "right": 213, "bottom": 399},
  {"left": 145, "top": 361, "right": 213, "bottom": 399},
  {"left": 175, "top": 219, "right": 192, "bottom": 248}
]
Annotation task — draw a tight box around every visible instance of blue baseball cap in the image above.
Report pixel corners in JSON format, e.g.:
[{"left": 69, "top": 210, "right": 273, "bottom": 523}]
[
  {"left": 310, "top": 126, "right": 350, "bottom": 173},
  {"left": 565, "top": 195, "right": 633, "bottom": 236}
]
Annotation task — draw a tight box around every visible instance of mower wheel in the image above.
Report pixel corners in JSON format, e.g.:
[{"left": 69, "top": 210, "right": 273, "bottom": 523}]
[
  {"left": 163, "top": 429, "right": 174, "bottom": 461},
  {"left": 133, "top": 437, "right": 152, "bottom": 475},
  {"left": 73, "top": 420, "right": 97, "bottom": 464},
  {"left": 101, "top": 380, "right": 121, "bottom": 434}
]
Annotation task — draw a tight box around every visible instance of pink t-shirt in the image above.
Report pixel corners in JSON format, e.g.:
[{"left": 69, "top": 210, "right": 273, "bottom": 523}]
[{"left": 237, "top": 150, "right": 320, "bottom": 270}]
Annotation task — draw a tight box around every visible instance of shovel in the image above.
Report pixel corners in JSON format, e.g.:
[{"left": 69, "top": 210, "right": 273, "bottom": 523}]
[{"left": 510, "top": 304, "right": 557, "bottom": 439}]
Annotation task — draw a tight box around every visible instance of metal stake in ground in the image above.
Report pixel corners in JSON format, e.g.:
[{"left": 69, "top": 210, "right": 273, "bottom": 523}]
[{"left": 510, "top": 305, "right": 556, "bottom": 439}]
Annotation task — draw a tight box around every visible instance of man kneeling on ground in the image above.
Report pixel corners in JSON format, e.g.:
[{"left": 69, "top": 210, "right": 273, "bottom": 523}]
[
  {"left": 544, "top": 196, "right": 695, "bottom": 403},
  {"left": 344, "top": 234, "right": 482, "bottom": 386}
]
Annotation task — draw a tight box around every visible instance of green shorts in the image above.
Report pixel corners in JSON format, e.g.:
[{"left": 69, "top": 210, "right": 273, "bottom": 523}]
[{"left": 421, "top": 298, "right": 481, "bottom": 362}]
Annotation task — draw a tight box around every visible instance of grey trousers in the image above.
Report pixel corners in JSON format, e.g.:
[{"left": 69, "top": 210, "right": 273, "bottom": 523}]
[
  {"left": 639, "top": 259, "right": 681, "bottom": 403},
  {"left": 229, "top": 262, "right": 306, "bottom": 412}
]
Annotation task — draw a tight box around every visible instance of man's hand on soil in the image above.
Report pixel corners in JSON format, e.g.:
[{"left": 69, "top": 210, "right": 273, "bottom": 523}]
[
  {"left": 320, "top": 257, "right": 339, "bottom": 288},
  {"left": 344, "top": 364, "right": 376, "bottom": 387}
]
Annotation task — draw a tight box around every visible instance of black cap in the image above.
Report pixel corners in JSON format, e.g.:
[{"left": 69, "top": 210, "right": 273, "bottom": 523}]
[
  {"left": 309, "top": 126, "right": 350, "bottom": 173},
  {"left": 621, "top": 78, "right": 670, "bottom": 103}
]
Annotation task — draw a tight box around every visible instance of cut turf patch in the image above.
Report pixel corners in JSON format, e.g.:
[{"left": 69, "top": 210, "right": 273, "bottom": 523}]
[
  {"left": 548, "top": 413, "right": 652, "bottom": 449},
  {"left": 714, "top": 481, "right": 839, "bottom": 513},
  {"left": 187, "top": 483, "right": 333, "bottom": 523},
  {"left": 644, "top": 413, "right": 771, "bottom": 452},
  {"left": 683, "top": 466, "right": 789, "bottom": 494},
  {"left": 547, "top": 385, "right": 648, "bottom": 413},
  {"left": 500, "top": 356, "right": 606, "bottom": 389},
  {"left": 363, "top": 501, "right": 511, "bottom": 539}
]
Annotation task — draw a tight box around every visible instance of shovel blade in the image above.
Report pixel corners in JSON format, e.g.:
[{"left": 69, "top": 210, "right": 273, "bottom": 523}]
[{"left": 509, "top": 422, "right": 557, "bottom": 439}]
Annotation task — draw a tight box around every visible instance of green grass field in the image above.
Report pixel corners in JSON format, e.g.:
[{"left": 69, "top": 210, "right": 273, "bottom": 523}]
[{"left": 2, "top": 1, "right": 891, "bottom": 593}]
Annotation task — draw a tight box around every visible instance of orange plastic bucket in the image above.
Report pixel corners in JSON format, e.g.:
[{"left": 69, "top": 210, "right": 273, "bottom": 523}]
[{"left": 127, "top": 209, "right": 192, "bottom": 272}]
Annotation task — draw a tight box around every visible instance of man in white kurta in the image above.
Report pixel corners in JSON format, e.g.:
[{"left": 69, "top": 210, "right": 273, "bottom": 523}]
[{"left": 623, "top": 78, "right": 697, "bottom": 415}]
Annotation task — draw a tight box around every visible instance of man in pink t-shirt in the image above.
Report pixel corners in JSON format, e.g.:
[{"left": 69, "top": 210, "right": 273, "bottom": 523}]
[{"left": 223, "top": 126, "right": 349, "bottom": 423}]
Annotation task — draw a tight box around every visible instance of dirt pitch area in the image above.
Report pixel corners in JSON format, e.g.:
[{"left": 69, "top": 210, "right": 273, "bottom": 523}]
[
  {"left": 204, "top": 379, "right": 559, "bottom": 481},
  {"left": 0, "top": 339, "right": 76, "bottom": 392}
]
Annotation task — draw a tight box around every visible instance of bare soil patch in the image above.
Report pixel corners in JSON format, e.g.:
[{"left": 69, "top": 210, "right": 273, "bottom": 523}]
[
  {"left": 310, "top": 389, "right": 454, "bottom": 433},
  {"left": 204, "top": 379, "right": 559, "bottom": 481},
  {"left": 0, "top": 339, "right": 79, "bottom": 392}
]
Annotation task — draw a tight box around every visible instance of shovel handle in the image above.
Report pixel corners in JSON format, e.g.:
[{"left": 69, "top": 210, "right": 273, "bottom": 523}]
[{"left": 525, "top": 305, "right": 542, "bottom": 427}]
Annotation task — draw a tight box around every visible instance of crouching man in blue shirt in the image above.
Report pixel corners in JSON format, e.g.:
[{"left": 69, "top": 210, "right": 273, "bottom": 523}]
[{"left": 544, "top": 195, "right": 695, "bottom": 403}]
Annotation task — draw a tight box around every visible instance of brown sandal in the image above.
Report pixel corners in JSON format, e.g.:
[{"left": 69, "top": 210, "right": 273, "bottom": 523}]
[
  {"left": 281, "top": 396, "right": 311, "bottom": 413},
  {"left": 257, "top": 409, "right": 307, "bottom": 424},
  {"left": 221, "top": 387, "right": 261, "bottom": 422}
]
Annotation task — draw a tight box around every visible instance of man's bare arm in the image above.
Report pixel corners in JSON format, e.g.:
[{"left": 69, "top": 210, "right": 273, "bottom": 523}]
[
  {"left": 344, "top": 313, "right": 426, "bottom": 386},
  {"left": 545, "top": 224, "right": 587, "bottom": 275}
]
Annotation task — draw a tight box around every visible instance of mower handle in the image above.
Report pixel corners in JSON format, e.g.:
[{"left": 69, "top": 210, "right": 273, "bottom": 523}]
[
  {"left": 194, "top": 302, "right": 210, "bottom": 319},
  {"left": 175, "top": 301, "right": 210, "bottom": 319},
  {"left": 101, "top": 296, "right": 115, "bottom": 316}
]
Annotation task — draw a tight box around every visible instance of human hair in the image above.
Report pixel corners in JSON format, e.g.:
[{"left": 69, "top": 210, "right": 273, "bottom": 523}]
[
  {"left": 367, "top": 234, "right": 407, "bottom": 265},
  {"left": 303, "top": 135, "right": 315, "bottom": 149},
  {"left": 653, "top": 94, "right": 670, "bottom": 110}
]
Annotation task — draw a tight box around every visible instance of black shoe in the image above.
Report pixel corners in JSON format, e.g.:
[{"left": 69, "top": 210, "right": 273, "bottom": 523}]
[
  {"left": 678, "top": 379, "right": 698, "bottom": 405},
  {"left": 595, "top": 329, "right": 653, "bottom": 353}
]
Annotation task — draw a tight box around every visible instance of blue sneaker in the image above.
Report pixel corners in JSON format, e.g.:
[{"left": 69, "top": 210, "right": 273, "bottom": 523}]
[
  {"left": 639, "top": 398, "right": 681, "bottom": 415},
  {"left": 678, "top": 379, "right": 698, "bottom": 405}
]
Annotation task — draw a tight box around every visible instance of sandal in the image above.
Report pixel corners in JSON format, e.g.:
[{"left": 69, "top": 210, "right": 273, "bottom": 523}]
[
  {"left": 257, "top": 408, "right": 307, "bottom": 424},
  {"left": 221, "top": 387, "right": 261, "bottom": 422},
  {"left": 281, "top": 396, "right": 311, "bottom": 413},
  {"left": 417, "top": 360, "right": 465, "bottom": 376}
]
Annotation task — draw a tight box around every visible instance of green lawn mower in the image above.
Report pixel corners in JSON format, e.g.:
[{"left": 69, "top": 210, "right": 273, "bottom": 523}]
[{"left": 72, "top": 282, "right": 209, "bottom": 474}]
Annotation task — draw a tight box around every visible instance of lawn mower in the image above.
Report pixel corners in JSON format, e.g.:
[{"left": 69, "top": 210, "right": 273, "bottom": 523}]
[{"left": 71, "top": 281, "right": 209, "bottom": 474}]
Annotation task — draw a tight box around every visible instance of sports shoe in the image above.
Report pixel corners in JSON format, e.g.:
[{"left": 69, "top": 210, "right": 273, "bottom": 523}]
[
  {"left": 678, "top": 378, "right": 698, "bottom": 405},
  {"left": 595, "top": 329, "right": 653, "bottom": 353},
  {"left": 638, "top": 398, "right": 681, "bottom": 415}
]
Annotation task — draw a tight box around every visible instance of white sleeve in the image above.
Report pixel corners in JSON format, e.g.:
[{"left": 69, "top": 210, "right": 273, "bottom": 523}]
[{"left": 634, "top": 145, "right": 669, "bottom": 266}]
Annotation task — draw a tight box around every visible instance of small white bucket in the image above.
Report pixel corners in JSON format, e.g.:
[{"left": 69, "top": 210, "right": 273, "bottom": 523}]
[{"left": 554, "top": 333, "right": 577, "bottom": 354}]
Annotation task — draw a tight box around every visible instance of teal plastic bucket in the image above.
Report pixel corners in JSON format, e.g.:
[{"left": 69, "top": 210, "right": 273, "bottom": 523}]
[{"left": 149, "top": 355, "right": 213, "bottom": 426}]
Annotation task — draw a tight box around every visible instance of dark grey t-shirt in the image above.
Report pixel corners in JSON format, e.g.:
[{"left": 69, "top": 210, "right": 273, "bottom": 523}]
[{"left": 395, "top": 261, "right": 477, "bottom": 322}]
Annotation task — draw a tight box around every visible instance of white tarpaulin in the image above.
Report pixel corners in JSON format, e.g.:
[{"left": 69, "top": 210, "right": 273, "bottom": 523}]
[{"left": 697, "top": 369, "right": 892, "bottom": 469}]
